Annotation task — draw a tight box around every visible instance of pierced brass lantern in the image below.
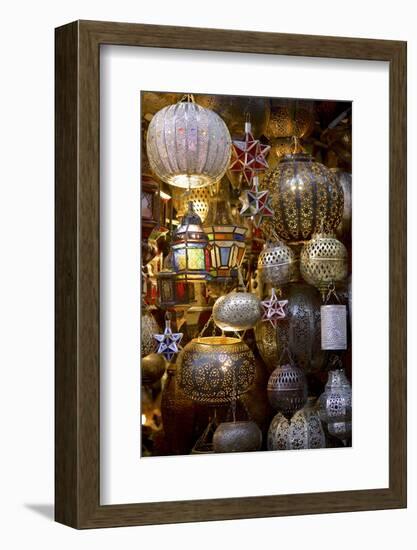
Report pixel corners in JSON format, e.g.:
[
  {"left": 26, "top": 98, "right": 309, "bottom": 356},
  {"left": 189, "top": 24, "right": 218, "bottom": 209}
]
[
  {"left": 263, "top": 153, "right": 344, "bottom": 243},
  {"left": 257, "top": 240, "right": 296, "bottom": 287},
  {"left": 265, "top": 99, "right": 314, "bottom": 140},
  {"left": 300, "top": 232, "right": 348, "bottom": 297}
]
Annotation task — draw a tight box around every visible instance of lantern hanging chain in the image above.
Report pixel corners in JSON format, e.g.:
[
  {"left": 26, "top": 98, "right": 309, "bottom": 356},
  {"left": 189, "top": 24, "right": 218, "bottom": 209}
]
[
  {"left": 180, "top": 93, "right": 195, "bottom": 104},
  {"left": 198, "top": 314, "right": 215, "bottom": 338},
  {"left": 237, "top": 266, "right": 247, "bottom": 291},
  {"left": 324, "top": 282, "right": 341, "bottom": 305},
  {"left": 278, "top": 342, "right": 295, "bottom": 366}
]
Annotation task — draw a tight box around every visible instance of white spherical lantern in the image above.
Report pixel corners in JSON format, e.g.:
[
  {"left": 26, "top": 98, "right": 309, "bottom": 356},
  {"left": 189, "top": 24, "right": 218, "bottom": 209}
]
[{"left": 146, "top": 99, "right": 231, "bottom": 189}]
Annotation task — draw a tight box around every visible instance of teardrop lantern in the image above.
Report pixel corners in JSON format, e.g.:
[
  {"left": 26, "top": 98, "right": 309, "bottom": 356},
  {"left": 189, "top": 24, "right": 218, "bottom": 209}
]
[
  {"left": 267, "top": 359, "right": 307, "bottom": 418},
  {"left": 263, "top": 153, "right": 344, "bottom": 243},
  {"left": 300, "top": 232, "right": 348, "bottom": 297},
  {"left": 267, "top": 397, "right": 325, "bottom": 450},
  {"left": 319, "top": 369, "right": 352, "bottom": 445},
  {"left": 177, "top": 336, "right": 256, "bottom": 405},
  {"left": 146, "top": 96, "right": 231, "bottom": 189}
]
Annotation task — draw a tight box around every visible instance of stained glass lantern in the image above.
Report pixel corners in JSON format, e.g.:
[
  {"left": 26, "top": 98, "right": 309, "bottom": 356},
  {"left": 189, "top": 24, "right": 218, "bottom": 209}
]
[
  {"left": 171, "top": 201, "right": 211, "bottom": 282},
  {"left": 146, "top": 96, "right": 231, "bottom": 189},
  {"left": 203, "top": 184, "right": 247, "bottom": 280}
]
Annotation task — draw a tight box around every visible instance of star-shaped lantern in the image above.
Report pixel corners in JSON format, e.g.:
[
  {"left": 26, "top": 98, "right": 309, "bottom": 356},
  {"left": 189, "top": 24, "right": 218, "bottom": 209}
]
[
  {"left": 239, "top": 175, "right": 274, "bottom": 228},
  {"left": 261, "top": 288, "right": 288, "bottom": 327},
  {"left": 229, "top": 121, "right": 271, "bottom": 186},
  {"left": 153, "top": 314, "right": 183, "bottom": 361}
]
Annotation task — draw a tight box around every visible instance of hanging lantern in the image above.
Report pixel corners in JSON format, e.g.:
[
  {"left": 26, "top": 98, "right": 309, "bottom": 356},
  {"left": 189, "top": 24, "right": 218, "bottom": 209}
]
[
  {"left": 321, "top": 304, "right": 348, "bottom": 350},
  {"left": 228, "top": 121, "right": 270, "bottom": 187},
  {"left": 239, "top": 175, "right": 274, "bottom": 228},
  {"left": 213, "top": 421, "right": 262, "bottom": 453},
  {"left": 267, "top": 361, "right": 307, "bottom": 418},
  {"left": 141, "top": 175, "right": 160, "bottom": 239},
  {"left": 260, "top": 288, "right": 288, "bottom": 327},
  {"left": 171, "top": 201, "right": 211, "bottom": 281},
  {"left": 146, "top": 97, "right": 231, "bottom": 189},
  {"left": 141, "top": 353, "right": 166, "bottom": 386},
  {"left": 255, "top": 283, "right": 323, "bottom": 373},
  {"left": 177, "top": 336, "right": 256, "bottom": 405},
  {"left": 171, "top": 182, "right": 218, "bottom": 223},
  {"left": 196, "top": 94, "right": 271, "bottom": 138},
  {"left": 153, "top": 314, "right": 183, "bottom": 362},
  {"left": 319, "top": 369, "right": 352, "bottom": 445},
  {"left": 141, "top": 303, "right": 159, "bottom": 357},
  {"left": 203, "top": 183, "right": 247, "bottom": 280},
  {"left": 267, "top": 397, "right": 325, "bottom": 450},
  {"left": 300, "top": 233, "right": 348, "bottom": 297},
  {"left": 331, "top": 170, "right": 352, "bottom": 244},
  {"left": 257, "top": 240, "right": 296, "bottom": 287},
  {"left": 263, "top": 153, "right": 344, "bottom": 243},
  {"left": 213, "top": 288, "right": 262, "bottom": 332},
  {"left": 265, "top": 99, "right": 314, "bottom": 140}
]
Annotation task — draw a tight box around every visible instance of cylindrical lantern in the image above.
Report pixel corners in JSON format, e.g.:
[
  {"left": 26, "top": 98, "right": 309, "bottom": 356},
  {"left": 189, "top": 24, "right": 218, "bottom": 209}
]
[
  {"left": 146, "top": 98, "right": 231, "bottom": 189},
  {"left": 255, "top": 283, "right": 323, "bottom": 373},
  {"left": 321, "top": 304, "right": 347, "bottom": 350},
  {"left": 213, "top": 421, "right": 262, "bottom": 453},
  {"left": 300, "top": 233, "right": 348, "bottom": 296},
  {"left": 267, "top": 362, "right": 307, "bottom": 418},
  {"left": 203, "top": 184, "right": 247, "bottom": 280},
  {"left": 177, "top": 336, "right": 256, "bottom": 405},
  {"left": 319, "top": 369, "right": 352, "bottom": 445},
  {"left": 263, "top": 153, "right": 344, "bottom": 243},
  {"left": 171, "top": 202, "right": 211, "bottom": 281},
  {"left": 267, "top": 397, "right": 325, "bottom": 450},
  {"left": 213, "top": 289, "right": 261, "bottom": 332},
  {"left": 257, "top": 240, "right": 296, "bottom": 287}
]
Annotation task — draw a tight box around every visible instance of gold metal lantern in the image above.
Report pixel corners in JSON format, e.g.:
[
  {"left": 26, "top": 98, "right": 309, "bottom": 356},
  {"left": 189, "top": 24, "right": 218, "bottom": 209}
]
[
  {"left": 146, "top": 97, "right": 231, "bottom": 189},
  {"left": 265, "top": 99, "right": 314, "bottom": 139},
  {"left": 263, "top": 153, "right": 344, "bottom": 243},
  {"left": 257, "top": 240, "right": 296, "bottom": 287},
  {"left": 141, "top": 304, "right": 159, "bottom": 357},
  {"left": 300, "top": 233, "right": 348, "bottom": 297},
  {"left": 171, "top": 183, "right": 218, "bottom": 224},
  {"left": 177, "top": 336, "right": 256, "bottom": 405}
]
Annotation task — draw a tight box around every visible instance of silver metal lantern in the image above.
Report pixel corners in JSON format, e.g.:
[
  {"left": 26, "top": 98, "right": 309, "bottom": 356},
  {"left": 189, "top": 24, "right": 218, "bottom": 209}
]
[
  {"left": 319, "top": 369, "right": 352, "bottom": 445},
  {"left": 321, "top": 304, "right": 348, "bottom": 350}
]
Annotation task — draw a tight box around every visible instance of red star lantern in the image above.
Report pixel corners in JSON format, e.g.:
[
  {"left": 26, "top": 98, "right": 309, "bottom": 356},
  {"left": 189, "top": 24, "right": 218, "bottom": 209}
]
[{"left": 229, "top": 121, "right": 270, "bottom": 185}]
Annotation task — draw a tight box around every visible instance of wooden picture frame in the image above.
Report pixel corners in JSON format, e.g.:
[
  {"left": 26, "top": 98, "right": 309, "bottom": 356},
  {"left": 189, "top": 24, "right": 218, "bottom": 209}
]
[{"left": 55, "top": 20, "right": 407, "bottom": 528}]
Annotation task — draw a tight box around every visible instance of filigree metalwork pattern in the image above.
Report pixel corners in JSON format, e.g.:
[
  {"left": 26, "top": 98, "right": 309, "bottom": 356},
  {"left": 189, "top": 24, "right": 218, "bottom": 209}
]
[
  {"left": 213, "top": 291, "right": 261, "bottom": 331},
  {"left": 267, "top": 363, "right": 307, "bottom": 417},
  {"left": 213, "top": 421, "right": 262, "bottom": 453},
  {"left": 257, "top": 240, "right": 296, "bottom": 286},
  {"left": 319, "top": 369, "right": 352, "bottom": 445},
  {"left": 263, "top": 154, "right": 344, "bottom": 242},
  {"left": 177, "top": 337, "right": 256, "bottom": 405}
]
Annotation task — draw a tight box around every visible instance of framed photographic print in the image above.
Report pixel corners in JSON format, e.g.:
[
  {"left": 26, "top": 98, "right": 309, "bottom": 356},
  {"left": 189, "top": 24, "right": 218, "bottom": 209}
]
[{"left": 55, "top": 20, "right": 407, "bottom": 528}]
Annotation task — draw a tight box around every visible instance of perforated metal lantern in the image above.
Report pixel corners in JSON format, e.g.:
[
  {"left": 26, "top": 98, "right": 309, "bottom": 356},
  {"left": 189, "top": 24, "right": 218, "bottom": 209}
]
[
  {"left": 177, "top": 336, "right": 256, "bottom": 405},
  {"left": 265, "top": 99, "right": 315, "bottom": 139},
  {"left": 171, "top": 202, "right": 211, "bottom": 281},
  {"left": 213, "top": 421, "right": 262, "bottom": 453},
  {"left": 321, "top": 304, "right": 348, "bottom": 350},
  {"left": 141, "top": 305, "right": 159, "bottom": 357},
  {"left": 300, "top": 232, "right": 348, "bottom": 296},
  {"left": 146, "top": 99, "right": 231, "bottom": 189},
  {"left": 319, "top": 369, "right": 352, "bottom": 445},
  {"left": 267, "top": 362, "right": 307, "bottom": 418},
  {"left": 257, "top": 240, "right": 296, "bottom": 287},
  {"left": 267, "top": 397, "right": 326, "bottom": 450},
  {"left": 171, "top": 183, "right": 218, "bottom": 224},
  {"left": 255, "top": 283, "right": 323, "bottom": 373},
  {"left": 263, "top": 153, "right": 344, "bottom": 243},
  {"left": 213, "top": 290, "right": 262, "bottom": 332},
  {"left": 203, "top": 185, "right": 247, "bottom": 280}
]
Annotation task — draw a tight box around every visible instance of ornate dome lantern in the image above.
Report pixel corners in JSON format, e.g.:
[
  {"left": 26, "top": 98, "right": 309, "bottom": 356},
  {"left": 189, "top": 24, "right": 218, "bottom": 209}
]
[
  {"left": 146, "top": 96, "right": 231, "bottom": 189},
  {"left": 263, "top": 153, "right": 344, "bottom": 243}
]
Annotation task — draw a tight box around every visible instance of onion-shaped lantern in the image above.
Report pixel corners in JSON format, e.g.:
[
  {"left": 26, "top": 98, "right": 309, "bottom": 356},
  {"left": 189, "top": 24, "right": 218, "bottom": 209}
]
[
  {"left": 146, "top": 97, "right": 231, "bottom": 189},
  {"left": 319, "top": 369, "right": 352, "bottom": 445},
  {"left": 203, "top": 183, "right": 247, "bottom": 280},
  {"left": 267, "top": 361, "right": 307, "bottom": 418},
  {"left": 257, "top": 240, "right": 296, "bottom": 287},
  {"left": 213, "top": 421, "right": 262, "bottom": 453},
  {"left": 171, "top": 202, "right": 211, "bottom": 281},
  {"left": 267, "top": 397, "right": 325, "bottom": 450},
  {"left": 263, "top": 153, "right": 344, "bottom": 243},
  {"left": 177, "top": 336, "right": 256, "bottom": 405},
  {"left": 300, "top": 232, "right": 348, "bottom": 297}
]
